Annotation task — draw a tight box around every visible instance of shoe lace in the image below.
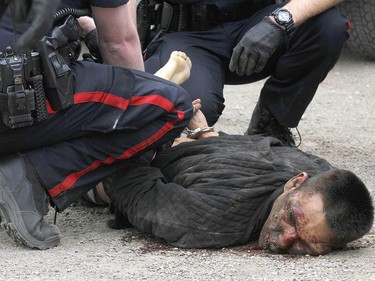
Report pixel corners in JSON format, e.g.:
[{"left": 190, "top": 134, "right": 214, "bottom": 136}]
[
  {"left": 54, "top": 207, "right": 58, "bottom": 225},
  {"left": 294, "top": 127, "right": 302, "bottom": 147},
  {"left": 267, "top": 119, "right": 302, "bottom": 147},
  {"left": 250, "top": 104, "right": 302, "bottom": 147}
]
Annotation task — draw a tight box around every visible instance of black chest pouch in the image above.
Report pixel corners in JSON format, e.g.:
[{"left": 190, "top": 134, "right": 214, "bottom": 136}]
[{"left": 0, "top": 48, "right": 48, "bottom": 128}]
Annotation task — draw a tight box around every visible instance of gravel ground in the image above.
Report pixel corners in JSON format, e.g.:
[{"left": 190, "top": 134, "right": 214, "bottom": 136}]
[{"left": 0, "top": 49, "right": 374, "bottom": 281}]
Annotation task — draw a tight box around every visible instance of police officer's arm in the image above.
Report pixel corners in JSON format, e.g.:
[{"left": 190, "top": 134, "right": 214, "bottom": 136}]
[
  {"left": 128, "top": 0, "right": 138, "bottom": 26},
  {"left": 90, "top": 0, "right": 144, "bottom": 71},
  {"left": 229, "top": 0, "right": 343, "bottom": 76},
  {"left": 282, "top": 0, "right": 343, "bottom": 26}
]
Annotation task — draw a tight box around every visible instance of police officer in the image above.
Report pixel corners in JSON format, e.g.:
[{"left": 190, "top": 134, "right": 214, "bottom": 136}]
[
  {"left": 0, "top": 1, "right": 193, "bottom": 249},
  {"left": 142, "top": 0, "right": 349, "bottom": 146}
]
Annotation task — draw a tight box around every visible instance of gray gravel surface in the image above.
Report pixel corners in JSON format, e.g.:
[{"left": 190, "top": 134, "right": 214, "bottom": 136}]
[{"left": 0, "top": 49, "right": 374, "bottom": 281}]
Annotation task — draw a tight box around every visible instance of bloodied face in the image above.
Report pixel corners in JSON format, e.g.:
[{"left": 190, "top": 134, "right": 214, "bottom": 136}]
[{"left": 259, "top": 173, "right": 336, "bottom": 255}]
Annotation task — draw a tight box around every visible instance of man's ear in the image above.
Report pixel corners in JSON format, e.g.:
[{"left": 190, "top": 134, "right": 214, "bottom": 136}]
[{"left": 284, "top": 172, "right": 309, "bottom": 193}]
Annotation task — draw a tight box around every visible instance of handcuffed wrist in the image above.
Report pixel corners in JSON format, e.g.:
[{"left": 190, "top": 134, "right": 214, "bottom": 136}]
[{"left": 184, "top": 126, "right": 215, "bottom": 139}]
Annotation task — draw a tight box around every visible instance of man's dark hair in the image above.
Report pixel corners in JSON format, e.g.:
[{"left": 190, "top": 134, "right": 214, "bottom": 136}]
[{"left": 303, "top": 169, "right": 374, "bottom": 247}]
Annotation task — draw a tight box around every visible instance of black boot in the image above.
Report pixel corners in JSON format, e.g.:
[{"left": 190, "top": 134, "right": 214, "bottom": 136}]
[
  {"left": 0, "top": 154, "right": 60, "bottom": 249},
  {"left": 245, "top": 101, "right": 296, "bottom": 147}
]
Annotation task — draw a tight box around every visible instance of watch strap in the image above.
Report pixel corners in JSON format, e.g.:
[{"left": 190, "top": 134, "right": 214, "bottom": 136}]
[{"left": 271, "top": 8, "right": 295, "bottom": 33}]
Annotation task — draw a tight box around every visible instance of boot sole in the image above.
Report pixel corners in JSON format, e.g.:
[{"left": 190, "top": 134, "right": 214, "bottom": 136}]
[{"left": 0, "top": 178, "right": 60, "bottom": 250}]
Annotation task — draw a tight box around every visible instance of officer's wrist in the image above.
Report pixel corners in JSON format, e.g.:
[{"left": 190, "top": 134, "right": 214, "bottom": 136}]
[
  {"left": 269, "top": 7, "right": 295, "bottom": 33},
  {"left": 268, "top": 16, "right": 286, "bottom": 31}
]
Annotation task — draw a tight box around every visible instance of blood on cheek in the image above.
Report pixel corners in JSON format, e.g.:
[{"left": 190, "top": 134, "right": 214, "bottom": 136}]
[
  {"left": 293, "top": 206, "right": 304, "bottom": 222},
  {"left": 291, "top": 206, "right": 315, "bottom": 252}
]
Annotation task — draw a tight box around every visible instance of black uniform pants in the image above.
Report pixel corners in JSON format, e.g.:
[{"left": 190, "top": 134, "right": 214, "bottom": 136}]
[
  {"left": 0, "top": 61, "right": 193, "bottom": 211},
  {"left": 144, "top": 4, "right": 349, "bottom": 127}
]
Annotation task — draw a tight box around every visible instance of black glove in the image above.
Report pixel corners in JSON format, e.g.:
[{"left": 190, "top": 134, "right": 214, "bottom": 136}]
[
  {"left": 85, "top": 28, "right": 103, "bottom": 62},
  {"left": 12, "top": 0, "right": 61, "bottom": 52},
  {"left": 0, "top": 0, "right": 12, "bottom": 19},
  {"left": 9, "top": 0, "right": 31, "bottom": 22},
  {"left": 229, "top": 16, "right": 286, "bottom": 76}
]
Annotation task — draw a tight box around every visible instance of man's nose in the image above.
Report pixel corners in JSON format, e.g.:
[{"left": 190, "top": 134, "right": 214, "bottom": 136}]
[{"left": 277, "top": 227, "right": 299, "bottom": 250}]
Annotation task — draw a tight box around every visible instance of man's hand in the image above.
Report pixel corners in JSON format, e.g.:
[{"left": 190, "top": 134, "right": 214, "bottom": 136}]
[
  {"left": 12, "top": 0, "right": 61, "bottom": 52},
  {"left": 85, "top": 29, "right": 103, "bottom": 61},
  {"left": 229, "top": 17, "right": 286, "bottom": 76}
]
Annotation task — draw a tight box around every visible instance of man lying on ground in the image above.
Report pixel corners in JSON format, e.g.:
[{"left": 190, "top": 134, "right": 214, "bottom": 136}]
[{"left": 88, "top": 55, "right": 374, "bottom": 256}]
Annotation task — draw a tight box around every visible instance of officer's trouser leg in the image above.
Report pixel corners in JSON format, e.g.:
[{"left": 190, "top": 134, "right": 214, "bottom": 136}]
[
  {"left": 0, "top": 61, "right": 192, "bottom": 211},
  {"left": 260, "top": 7, "right": 349, "bottom": 127}
]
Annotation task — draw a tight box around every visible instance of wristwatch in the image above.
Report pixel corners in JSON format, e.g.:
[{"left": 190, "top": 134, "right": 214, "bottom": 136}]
[{"left": 270, "top": 8, "right": 294, "bottom": 33}]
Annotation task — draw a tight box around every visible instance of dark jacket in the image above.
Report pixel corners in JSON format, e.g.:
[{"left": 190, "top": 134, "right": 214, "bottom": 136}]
[{"left": 107, "top": 135, "right": 333, "bottom": 248}]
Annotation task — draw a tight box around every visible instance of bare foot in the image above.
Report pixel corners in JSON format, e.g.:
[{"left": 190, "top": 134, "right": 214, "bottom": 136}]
[{"left": 154, "top": 51, "right": 192, "bottom": 85}]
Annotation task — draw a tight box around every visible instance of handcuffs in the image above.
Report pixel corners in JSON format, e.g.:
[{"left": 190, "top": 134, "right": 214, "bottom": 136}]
[{"left": 184, "top": 126, "right": 215, "bottom": 139}]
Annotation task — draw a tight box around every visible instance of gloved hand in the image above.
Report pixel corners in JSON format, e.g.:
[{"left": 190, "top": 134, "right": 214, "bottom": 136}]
[
  {"left": 229, "top": 16, "right": 286, "bottom": 76},
  {"left": 12, "top": 0, "right": 61, "bottom": 52},
  {"left": 85, "top": 29, "right": 103, "bottom": 62},
  {"left": 0, "top": 0, "right": 11, "bottom": 19}
]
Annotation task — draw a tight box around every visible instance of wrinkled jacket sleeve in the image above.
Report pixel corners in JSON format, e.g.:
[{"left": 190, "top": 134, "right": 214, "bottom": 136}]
[
  {"left": 106, "top": 135, "right": 334, "bottom": 248},
  {"left": 106, "top": 157, "right": 250, "bottom": 248}
]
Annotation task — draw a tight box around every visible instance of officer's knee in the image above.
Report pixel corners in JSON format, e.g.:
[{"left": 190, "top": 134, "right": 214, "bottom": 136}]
[{"left": 311, "top": 7, "right": 349, "bottom": 55}]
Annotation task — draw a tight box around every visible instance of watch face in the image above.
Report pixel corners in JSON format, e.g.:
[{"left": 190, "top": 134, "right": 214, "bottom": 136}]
[{"left": 278, "top": 10, "right": 292, "bottom": 23}]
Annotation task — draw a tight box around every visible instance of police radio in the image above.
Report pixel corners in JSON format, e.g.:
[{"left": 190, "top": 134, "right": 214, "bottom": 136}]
[
  {"left": 34, "top": 15, "right": 82, "bottom": 111},
  {"left": 0, "top": 47, "right": 48, "bottom": 128}
]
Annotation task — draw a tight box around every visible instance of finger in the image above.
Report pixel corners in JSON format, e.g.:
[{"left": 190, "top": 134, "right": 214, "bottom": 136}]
[
  {"left": 192, "top": 98, "right": 201, "bottom": 105},
  {"left": 193, "top": 103, "right": 202, "bottom": 113},
  {"left": 254, "top": 54, "right": 268, "bottom": 73},
  {"left": 236, "top": 51, "right": 250, "bottom": 76},
  {"left": 193, "top": 104, "right": 202, "bottom": 114},
  {"left": 229, "top": 46, "right": 242, "bottom": 72},
  {"left": 245, "top": 52, "right": 258, "bottom": 76}
]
